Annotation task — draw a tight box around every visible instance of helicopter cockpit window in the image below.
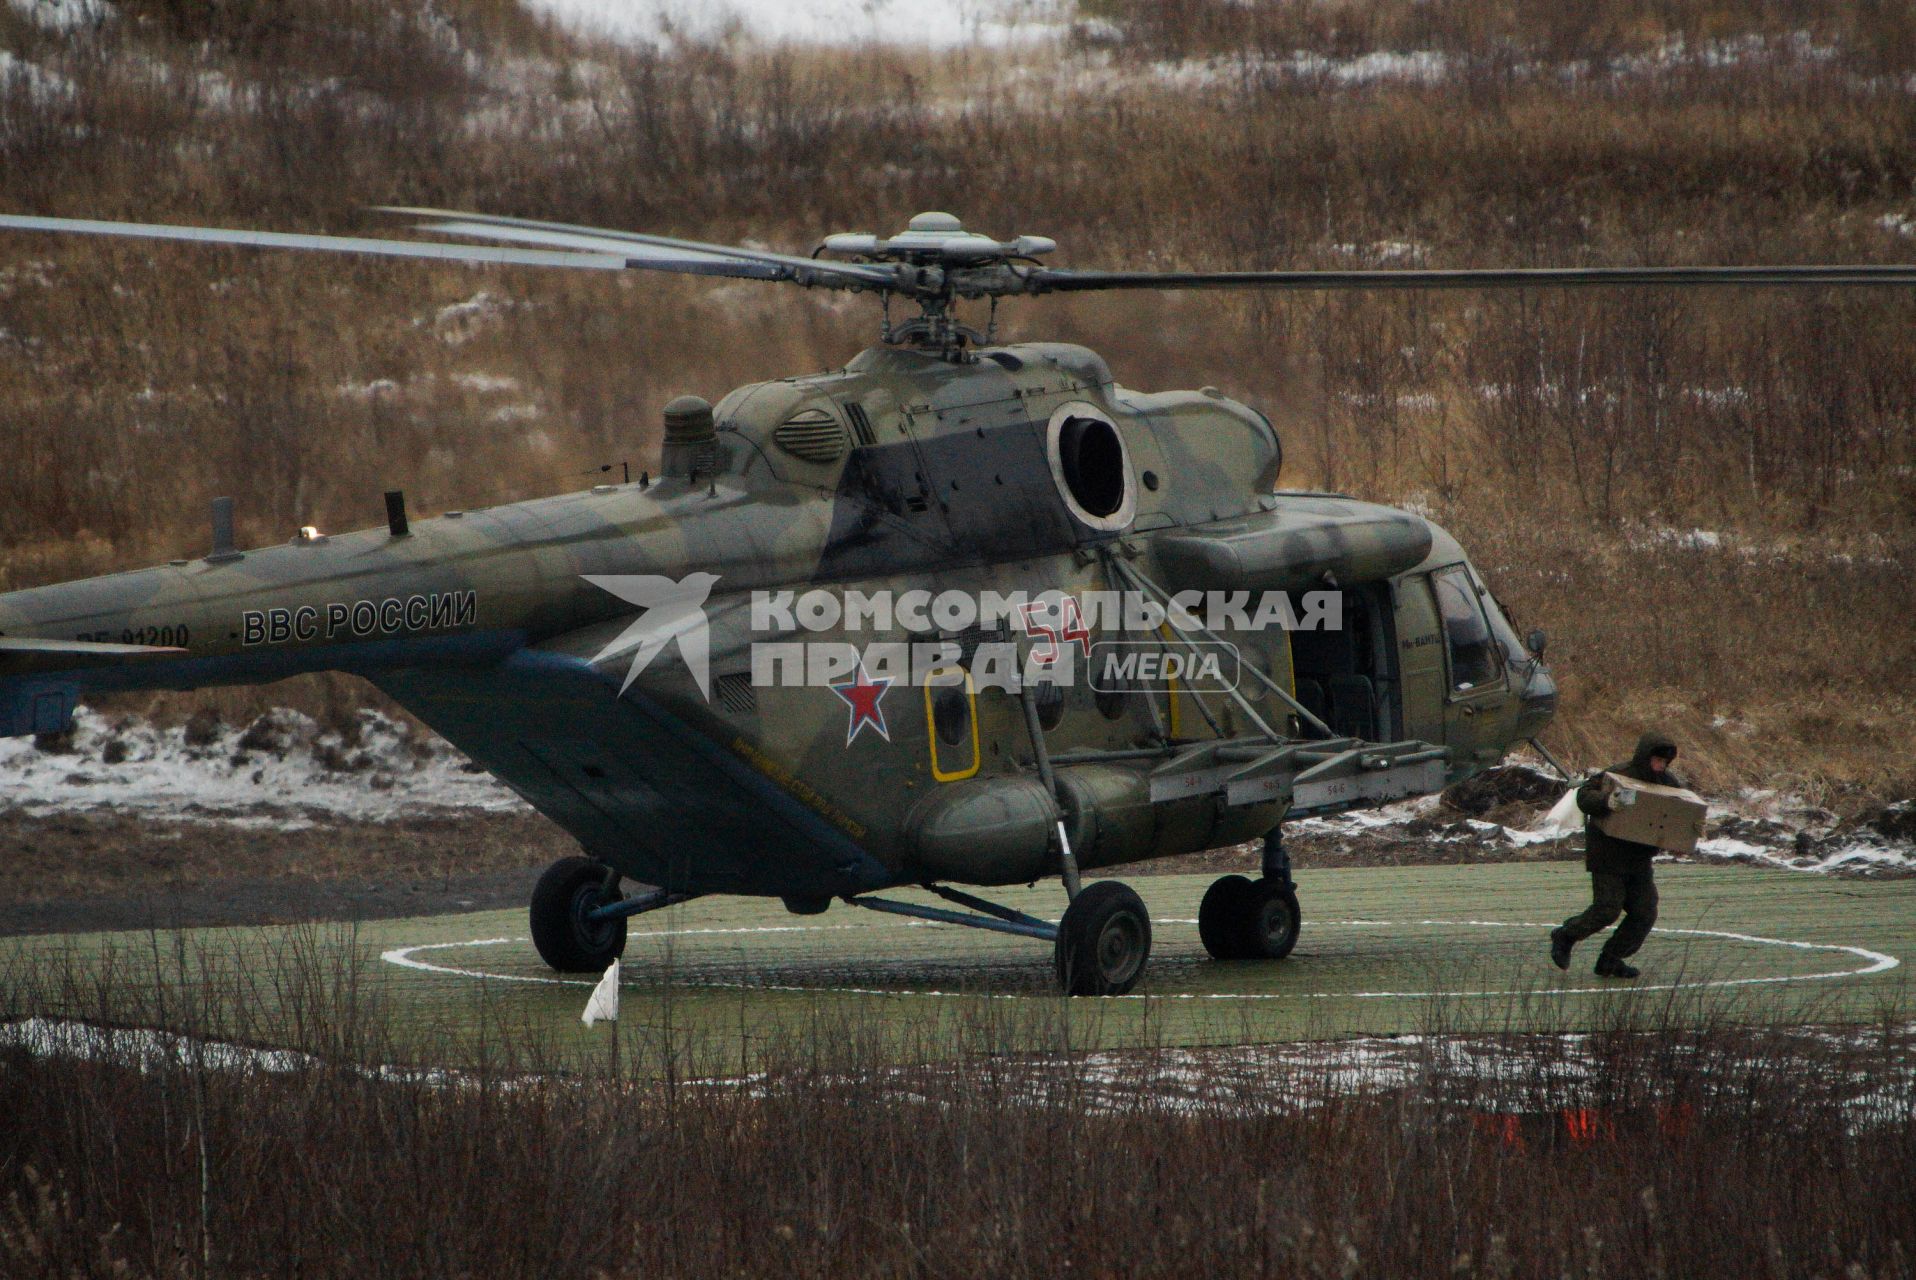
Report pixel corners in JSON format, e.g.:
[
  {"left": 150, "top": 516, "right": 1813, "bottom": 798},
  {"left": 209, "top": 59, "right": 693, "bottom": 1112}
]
[
  {"left": 1484, "top": 591, "right": 1532, "bottom": 669},
  {"left": 1431, "top": 566, "right": 1500, "bottom": 694},
  {"left": 1045, "top": 402, "right": 1136, "bottom": 532}
]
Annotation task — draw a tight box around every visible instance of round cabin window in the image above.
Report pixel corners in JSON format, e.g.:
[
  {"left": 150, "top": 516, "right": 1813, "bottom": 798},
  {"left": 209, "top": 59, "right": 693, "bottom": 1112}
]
[{"left": 1045, "top": 402, "right": 1136, "bottom": 532}]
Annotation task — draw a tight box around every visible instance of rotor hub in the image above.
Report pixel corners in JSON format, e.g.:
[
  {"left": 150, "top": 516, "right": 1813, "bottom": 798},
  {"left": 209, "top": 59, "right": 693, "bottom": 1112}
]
[
  {"left": 817, "top": 213, "right": 1055, "bottom": 353},
  {"left": 820, "top": 212, "right": 1055, "bottom": 271}
]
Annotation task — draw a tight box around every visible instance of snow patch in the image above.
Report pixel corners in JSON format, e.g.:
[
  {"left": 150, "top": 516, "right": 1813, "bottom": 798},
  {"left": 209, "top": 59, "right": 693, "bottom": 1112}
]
[
  {"left": 524, "top": 0, "right": 1069, "bottom": 49},
  {"left": 0, "top": 1018, "right": 495, "bottom": 1090},
  {"left": 0, "top": 707, "right": 522, "bottom": 826},
  {"left": 452, "top": 371, "right": 522, "bottom": 394},
  {"left": 1329, "top": 239, "right": 1430, "bottom": 264},
  {"left": 0, "top": 259, "right": 56, "bottom": 295},
  {"left": 0, "top": 1017, "right": 315, "bottom": 1075},
  {"left": 0, "top": 48, "right": 76, "bottom": 102},
  {"left": 432, "top": 291, "right": 508, "bottom": 343},
  {"left": 6, "top": 0, "right": 113, "bottom": 32},
  {"left": 334, "top": 377, "right": 403, "bottom": 400},
  {"left": 1290, "top": 770, "right": 1914, "bottom": 878},
  {"left": 1621, "top": 30, "right": 1839, "bottom": 74},
  {"left": 1289, "top": 49, "right": 1452, "bottom": 84},
  {"left": 695, "top": 1022, "right": 1916, "bottom": 1121},
  {"left": 1694, "top": 835, "right": 1916, "bottom": 877},
  {"left": 1287, "top": 793, "right": 1445, "bottom": 838},
  {"left": 1632, "top": 525, "right": 1724, "bottom": 552},
  {"left": 19, "top": 1013, "right": 1904, "bottom": 1124}
]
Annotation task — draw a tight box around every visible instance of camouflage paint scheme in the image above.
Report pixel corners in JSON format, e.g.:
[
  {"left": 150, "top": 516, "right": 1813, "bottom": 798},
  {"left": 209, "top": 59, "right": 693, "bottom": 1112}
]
[{"left": 0, "top": 341, "right": 1555, "bottom": 902}]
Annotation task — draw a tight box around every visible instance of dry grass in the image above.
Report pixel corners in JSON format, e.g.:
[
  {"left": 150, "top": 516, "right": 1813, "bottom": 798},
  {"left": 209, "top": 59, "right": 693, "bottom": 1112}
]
[
  {"left": 0, "top": 936, "right": 1911, "bottom": 1278},
  {"left": 1, "top": 1, "right": 1913, "bottom": 795}
]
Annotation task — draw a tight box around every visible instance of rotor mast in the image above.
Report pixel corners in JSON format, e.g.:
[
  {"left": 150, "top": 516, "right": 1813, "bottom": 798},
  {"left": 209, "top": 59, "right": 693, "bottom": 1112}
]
[{"left": 817, "top": 211, "right": 1057, "bottom": 355}]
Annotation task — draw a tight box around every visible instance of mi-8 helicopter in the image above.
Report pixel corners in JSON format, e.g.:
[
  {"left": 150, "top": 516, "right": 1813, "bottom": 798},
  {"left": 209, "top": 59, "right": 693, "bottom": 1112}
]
[{"left": 2, "top": 208, "right": 1910, "bottom": 994}]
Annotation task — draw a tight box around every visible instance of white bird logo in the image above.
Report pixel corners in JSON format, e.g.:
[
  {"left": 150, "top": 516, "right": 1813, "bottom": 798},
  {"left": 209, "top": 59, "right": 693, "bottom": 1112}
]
[{"left": 580, "top": 572, "right": 721, "bottom": 699}]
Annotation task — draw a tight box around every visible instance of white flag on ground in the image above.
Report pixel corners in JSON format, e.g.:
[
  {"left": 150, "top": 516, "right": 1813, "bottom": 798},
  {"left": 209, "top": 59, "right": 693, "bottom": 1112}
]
[{"left": 581, "top": 960, "right": 620, "bottom": 1026}]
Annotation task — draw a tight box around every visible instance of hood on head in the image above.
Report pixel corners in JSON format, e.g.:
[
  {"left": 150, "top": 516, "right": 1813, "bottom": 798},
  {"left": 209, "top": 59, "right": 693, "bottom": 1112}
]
[{"left": 1631, "top": 731, "right": 1677, "bottom": 769}]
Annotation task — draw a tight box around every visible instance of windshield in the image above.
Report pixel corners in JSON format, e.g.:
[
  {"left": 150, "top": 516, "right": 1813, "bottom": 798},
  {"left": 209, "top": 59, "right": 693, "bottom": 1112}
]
[
  {"left": 1431, "top": 566, "right": 1500, "bottom": 692},
  {"left": 1482, "top": 584, "right": 1532, "bottom": 669}
]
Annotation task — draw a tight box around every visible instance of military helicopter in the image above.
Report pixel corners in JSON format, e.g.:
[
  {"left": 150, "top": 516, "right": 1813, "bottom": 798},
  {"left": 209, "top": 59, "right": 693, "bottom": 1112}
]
[{"left": 2, "top": 208, "right": 1910, "bottom": 994}]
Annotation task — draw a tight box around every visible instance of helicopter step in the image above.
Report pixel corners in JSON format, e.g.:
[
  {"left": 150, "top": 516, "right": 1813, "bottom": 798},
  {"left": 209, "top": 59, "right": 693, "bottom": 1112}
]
[{"left": 1148, "top": 736, "right": 1448, "bottom": 816}]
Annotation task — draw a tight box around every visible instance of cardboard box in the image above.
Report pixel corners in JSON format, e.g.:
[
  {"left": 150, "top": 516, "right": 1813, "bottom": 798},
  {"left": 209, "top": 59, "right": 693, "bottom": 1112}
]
[{"left": 1593, "top": 772, "right": 1708, "bottom": 854}]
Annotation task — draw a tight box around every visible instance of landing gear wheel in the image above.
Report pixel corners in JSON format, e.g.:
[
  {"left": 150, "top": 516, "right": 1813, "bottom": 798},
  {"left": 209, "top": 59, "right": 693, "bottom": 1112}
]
[
  {"left": 1199, "top": 874, "right": 1257, "bottom": 959},
  {"left": 1054, "top": 880, "right": 1152, "bottom": 996},
  {"left": 530, "top": 856, "right": 628, "bottom": 973},
  {"left": 1199, "top": 875, "right": 1301, "bottom": 961},
  {"left": 1241, "top": 879, "right": 1301, "bottom": 960}
]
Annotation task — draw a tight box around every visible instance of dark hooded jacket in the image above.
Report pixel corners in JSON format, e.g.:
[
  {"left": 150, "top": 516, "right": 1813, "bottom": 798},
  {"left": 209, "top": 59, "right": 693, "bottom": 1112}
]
[{"left": 1576, "top": 731, "right": 1685, "bottom": 874}]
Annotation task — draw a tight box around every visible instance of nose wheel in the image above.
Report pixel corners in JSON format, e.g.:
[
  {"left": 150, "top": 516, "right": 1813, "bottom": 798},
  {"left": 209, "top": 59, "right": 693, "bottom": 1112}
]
[{"left": 1198, "top": 874, "right": 1301, "bottom": 961}]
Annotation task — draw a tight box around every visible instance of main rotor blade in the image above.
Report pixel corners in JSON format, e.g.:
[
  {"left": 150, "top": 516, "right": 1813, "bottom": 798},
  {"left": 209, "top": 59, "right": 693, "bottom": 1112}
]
[
  {"left": 384, "top": 206, "right": 898, "bottom": 288},
  {"left": 0, "top": 213, "right": 636, "bottom": 272},
  {"left": 1027, "top": 264, "right": 1916, "bottom": 292},
  {"left": 410, "top": 219, "right": 890, "bottom": 290}
]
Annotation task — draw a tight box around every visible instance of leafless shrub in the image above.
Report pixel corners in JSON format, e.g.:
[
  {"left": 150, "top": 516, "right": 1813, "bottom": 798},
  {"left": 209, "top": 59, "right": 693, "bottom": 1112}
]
[
  {"left": 0, "top": 936, "right": 1909, "bottom": 1277},
  {"left": 1, "top": 1, "right": 1912, "bottom": 793}
]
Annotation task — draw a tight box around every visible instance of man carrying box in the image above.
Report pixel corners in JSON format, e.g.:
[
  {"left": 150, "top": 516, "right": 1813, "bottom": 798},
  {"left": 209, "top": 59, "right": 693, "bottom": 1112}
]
[{"left": 1549, "top": 731, "right": 1693, "bottom": 979}]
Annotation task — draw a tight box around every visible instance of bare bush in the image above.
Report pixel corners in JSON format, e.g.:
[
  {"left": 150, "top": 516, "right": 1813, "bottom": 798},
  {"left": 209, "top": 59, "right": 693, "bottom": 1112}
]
[
  {"left": 0, "top": 937, "right": 1910, "bottom": 1277},
  {"left": 1, "top": 1, "right": 1912, "bottom": 792}
]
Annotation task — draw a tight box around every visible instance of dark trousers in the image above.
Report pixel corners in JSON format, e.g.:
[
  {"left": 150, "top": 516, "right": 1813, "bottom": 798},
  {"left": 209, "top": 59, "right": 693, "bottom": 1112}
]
[{"left": 1558, "top": 868, "right": 1658, "bottom": 961}]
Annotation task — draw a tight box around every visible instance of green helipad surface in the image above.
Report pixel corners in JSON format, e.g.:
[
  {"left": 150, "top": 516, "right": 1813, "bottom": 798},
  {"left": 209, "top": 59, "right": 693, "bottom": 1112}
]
[{"left": 4, "top": 864, "right": 1909, "bottom": 1072}]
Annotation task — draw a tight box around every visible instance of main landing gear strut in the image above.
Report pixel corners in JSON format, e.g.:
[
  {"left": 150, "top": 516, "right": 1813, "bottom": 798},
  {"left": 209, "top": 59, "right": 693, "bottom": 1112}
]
[
  {"left": 850, "top": 840, "right": 1304, "bottom": 995},
  {"left": 845, "top": 880, "right": 1154, "bottom": 996}
]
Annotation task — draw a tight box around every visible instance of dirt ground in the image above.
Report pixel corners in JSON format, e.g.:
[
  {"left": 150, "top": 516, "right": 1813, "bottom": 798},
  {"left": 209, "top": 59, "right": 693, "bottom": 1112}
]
[
  {"left": 3, "top": 764, "right": 1904, "bottom": 936},
  {"left": 0, "top": 810, "right": 573, "bottom": 935},
  {"left": 0, "top": 802, "right": 1580, "bottom": 936}
]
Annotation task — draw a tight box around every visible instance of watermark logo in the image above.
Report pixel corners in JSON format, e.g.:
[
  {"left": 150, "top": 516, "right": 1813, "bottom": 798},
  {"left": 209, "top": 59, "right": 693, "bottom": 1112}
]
[
  {"left": 1088, "top": 640, "right": 1239, "bottom": 695},
  {"left": 580, "top": 576, "right": 1338, "bottom": 702},
  {"left": 581, "top": 573, "right": 719, "bottom": 697}
]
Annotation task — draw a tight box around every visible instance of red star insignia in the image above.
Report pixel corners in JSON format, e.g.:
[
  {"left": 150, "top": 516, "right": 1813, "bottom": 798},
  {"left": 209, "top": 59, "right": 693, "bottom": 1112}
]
[{"left": 830, "top": 663, "right": 892, "bottom": 744}]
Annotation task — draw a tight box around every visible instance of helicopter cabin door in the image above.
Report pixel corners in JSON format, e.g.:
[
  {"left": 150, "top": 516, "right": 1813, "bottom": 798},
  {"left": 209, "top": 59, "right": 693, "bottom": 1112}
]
[{"left": 1392, "top": 575, "right": 1446, "bottom": 745}]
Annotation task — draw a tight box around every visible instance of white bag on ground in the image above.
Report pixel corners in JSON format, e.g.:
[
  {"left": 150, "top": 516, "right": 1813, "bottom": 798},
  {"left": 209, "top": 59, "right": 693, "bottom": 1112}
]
[
  {"left": 581, "top": 960, "right": 620, "bottom": 1026},
  {"left": 1530, "top": 788, "right": 1584, "bottom": 839}
]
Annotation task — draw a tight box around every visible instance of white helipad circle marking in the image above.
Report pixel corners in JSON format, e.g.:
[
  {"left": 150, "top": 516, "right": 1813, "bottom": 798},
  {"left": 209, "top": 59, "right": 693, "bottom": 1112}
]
[{"left": 379, "top": 918, "right": 1899, "bottom": 1001}]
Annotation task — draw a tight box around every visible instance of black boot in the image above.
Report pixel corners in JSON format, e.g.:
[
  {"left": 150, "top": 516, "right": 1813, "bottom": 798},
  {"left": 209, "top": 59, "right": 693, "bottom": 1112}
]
[
  {"left": 1594, "top": 956, "right": 1640, "bottom": 979},
  {"left": 1549, "top": 929, "right": 1573, "bottom": 971}
]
